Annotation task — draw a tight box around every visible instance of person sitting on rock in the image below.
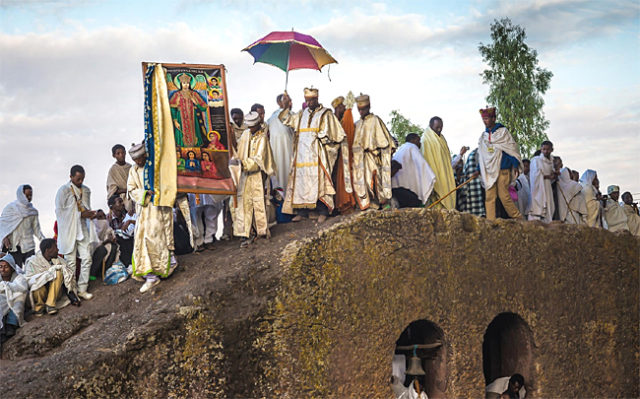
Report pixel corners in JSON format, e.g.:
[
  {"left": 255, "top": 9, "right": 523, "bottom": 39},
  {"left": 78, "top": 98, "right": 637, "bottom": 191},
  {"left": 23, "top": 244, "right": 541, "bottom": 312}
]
[
  {"left": 24, "top": 238, "right": 81, "bottom": 316},
  {"left": 0, "top": 253, "right": 28, "bottom": 345}
]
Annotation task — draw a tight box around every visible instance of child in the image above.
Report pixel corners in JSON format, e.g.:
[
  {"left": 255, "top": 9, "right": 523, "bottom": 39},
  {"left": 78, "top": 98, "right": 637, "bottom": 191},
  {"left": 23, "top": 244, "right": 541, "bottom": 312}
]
[{"left": 106, "top": 144, "right": 133, "bottom": 212}]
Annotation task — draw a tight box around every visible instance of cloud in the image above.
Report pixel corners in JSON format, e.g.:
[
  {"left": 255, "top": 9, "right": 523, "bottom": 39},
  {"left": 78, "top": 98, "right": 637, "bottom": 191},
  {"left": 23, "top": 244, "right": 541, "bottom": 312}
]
[{"left": 309, "top": 0, "right": 639, "bottom": 57}]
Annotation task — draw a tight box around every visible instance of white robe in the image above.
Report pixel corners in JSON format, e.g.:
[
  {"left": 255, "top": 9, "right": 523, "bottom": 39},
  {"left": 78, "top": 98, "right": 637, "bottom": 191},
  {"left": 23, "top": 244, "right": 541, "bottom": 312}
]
[
  {"left": 623, "top": 204, "right": 640, "bottom": 236},
  {"left": 54, "top": 182, "right": 98, "bottom": 254},
  {"left": 391, "top": 143, "right": 436, "bottom": 204},
  {"left": 267, "top": 108, "right": 294, "bottom": 192},
  {"left": 604, "top": 199, "right": 629, "bottom": 232},
  {"left": 528, "top": 154, "right": 555, "bottom": 222},
  {"left": 0, "top": 272, "right": 28, "bottom": 329},
  {"left": 557, "top": 168, "right": 586, "bottom": 224},
  {"left": 477, "top": 125, "right": 522, "bottom": 189},
  {"left": 0, "top": 185, "right": 44, "bottom": 254}
]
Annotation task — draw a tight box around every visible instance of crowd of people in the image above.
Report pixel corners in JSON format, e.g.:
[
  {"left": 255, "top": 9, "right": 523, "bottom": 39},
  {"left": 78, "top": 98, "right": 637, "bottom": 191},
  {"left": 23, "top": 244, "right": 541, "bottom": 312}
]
[{"left": 1, "top": 87, "right": 638, "bottom": 350}]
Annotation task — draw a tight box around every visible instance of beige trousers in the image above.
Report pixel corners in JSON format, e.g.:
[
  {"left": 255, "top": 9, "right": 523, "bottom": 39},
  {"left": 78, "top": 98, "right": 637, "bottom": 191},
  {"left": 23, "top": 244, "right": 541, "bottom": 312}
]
[
  {"left": 32, "top": 270, "right": 63, "bottom": 311},
  {"left": 486, "top": 169, "right": 522, "bottom": 220}
]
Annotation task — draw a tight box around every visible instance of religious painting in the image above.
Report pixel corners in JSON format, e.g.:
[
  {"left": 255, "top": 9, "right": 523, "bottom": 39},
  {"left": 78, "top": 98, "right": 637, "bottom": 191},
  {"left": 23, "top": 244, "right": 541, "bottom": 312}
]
[{"left": 142, "top": 62, "right": 235, "bottom": 195}]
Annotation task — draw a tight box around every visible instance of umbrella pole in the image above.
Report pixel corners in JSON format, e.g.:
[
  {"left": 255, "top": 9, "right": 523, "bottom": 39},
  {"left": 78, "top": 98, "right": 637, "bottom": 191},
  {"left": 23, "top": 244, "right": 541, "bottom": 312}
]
[{"left": 285, "top": 69, "right": 289, "bottom": 92}]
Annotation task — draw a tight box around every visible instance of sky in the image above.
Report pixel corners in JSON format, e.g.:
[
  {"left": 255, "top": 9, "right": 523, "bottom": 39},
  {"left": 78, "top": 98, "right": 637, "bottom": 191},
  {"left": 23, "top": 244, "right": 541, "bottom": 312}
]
[{"left": 0, "top": 0, "right": 638, "bottom": 234}]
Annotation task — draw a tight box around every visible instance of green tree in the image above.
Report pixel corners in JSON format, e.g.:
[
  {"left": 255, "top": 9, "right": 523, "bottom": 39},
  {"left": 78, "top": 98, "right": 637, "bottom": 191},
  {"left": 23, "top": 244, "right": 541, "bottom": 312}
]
[
  {"left": 479, "top": 18, "right": 553, "bottom": 157},
  {"left": 389, "top": 110, "right": 423, "bottom": 144}
]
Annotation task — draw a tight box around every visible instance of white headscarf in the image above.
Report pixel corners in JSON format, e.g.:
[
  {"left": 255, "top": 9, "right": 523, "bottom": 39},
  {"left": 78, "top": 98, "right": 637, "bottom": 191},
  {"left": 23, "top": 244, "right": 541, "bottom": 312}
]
[
  {"left": 580, "top": 169, "right": 597, "bottom": 187},
  {"left": 0, "top": 185, "right": 39, "bottom": 250},
  {"left": 0, "top": 253, "right": 29, "bottom": 328}
]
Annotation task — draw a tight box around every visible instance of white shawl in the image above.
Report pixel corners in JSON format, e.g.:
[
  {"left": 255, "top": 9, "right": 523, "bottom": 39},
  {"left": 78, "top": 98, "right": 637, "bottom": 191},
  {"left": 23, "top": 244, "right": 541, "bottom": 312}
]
[
  {"left": 391, "top": 142, "right": 436, "bottom": 204},
  {"left": 0, "top": 254, "right": 28, "bottom": 328},
  {"left": 580, "top": 169, "right": 602, "bottom": 228},
  {"left": 557, "top": 167, "right": 584, "bottom": 223},
  {"left": 0, "top": 185, "right": 40, "bottom": 248},
  {"left": 604, "top": 199, "right": 629, "bottom": 232},
  {"left": 24, "top": 252, "right": 78, "bottom": 294},
  {"left": 477, "top": 125, "right": 522, "bottom": 189},
  {"left": 528, "top": 154, "right": 555, "bottom": 222},
  {"left": 55, "top": 182, "right": 98, "bottom": 254}
]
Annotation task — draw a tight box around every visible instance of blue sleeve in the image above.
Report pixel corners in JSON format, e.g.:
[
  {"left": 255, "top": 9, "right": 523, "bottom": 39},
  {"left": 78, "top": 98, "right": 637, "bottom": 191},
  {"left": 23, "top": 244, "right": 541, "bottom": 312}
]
[{"left": 500, "top": 152, "right": 520, "bottom": 170}]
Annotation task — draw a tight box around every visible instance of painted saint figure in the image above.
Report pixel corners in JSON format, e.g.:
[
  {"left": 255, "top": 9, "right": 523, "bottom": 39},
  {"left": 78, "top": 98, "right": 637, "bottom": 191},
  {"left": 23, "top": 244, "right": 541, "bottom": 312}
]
[
  {"left": 176, "top": 150, "right": 186, "bottom": 173},
  {"left": 201, "top": 152, "right": 222, "bottom": 179},
  {"left": 206, "top": 131, "right": 226, "bottom": 151},
  {"left": 185, "top": 151, "right": 201, "bottom": 174},
  {"left": 169, "top": 73, "right": 208, "bottom": 147}
]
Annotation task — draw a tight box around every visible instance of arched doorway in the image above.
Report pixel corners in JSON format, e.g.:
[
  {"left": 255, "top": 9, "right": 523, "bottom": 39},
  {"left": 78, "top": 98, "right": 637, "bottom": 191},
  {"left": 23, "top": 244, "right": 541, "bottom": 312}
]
[
  {"left": 482, "top": 313, "right": 534, "bottom": 395},
  {"left": 393, "top": 319, "right": 448, "bottom": 398}
]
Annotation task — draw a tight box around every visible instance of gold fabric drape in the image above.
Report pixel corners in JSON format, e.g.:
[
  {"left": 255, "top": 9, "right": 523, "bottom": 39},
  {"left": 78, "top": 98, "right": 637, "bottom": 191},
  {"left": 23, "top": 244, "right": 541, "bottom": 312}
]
[
  {"left": 128, "top": 165, "right": 174, "bottom": 278},
  {"left": 232, "top": 128, "right": 276, "bottom": 238},
  {"left": 334, "top": 108, "right": 357, "bottom": 213},
  {"left": 351, "top": 113, "right": 395, "bottom": 210}
]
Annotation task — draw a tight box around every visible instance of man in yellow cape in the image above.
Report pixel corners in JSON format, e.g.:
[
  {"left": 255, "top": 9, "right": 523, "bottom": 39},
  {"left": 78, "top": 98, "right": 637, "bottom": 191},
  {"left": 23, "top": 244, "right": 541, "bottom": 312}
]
[{"left": 421, "top": 116, "right": 456, "bottom": 210}]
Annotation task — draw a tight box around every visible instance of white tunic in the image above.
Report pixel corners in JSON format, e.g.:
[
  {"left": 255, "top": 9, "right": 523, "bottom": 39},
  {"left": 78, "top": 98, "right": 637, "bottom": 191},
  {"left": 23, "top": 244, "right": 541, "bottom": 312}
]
[
  {"left": 267, "top": 108, "right": 294, "bottom": 192},
  {"left": 54, "top": 182, "right": 97, "bottom": 254},
  {"left": 528, "top": 154, "right": 555, "bottom": 222}
]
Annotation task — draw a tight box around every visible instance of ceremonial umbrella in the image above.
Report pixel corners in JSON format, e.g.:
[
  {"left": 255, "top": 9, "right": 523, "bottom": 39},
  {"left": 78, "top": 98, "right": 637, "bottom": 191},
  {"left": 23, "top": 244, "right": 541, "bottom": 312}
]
[{"left": 242, "top": 31, "right": 337, "bottom": 90}]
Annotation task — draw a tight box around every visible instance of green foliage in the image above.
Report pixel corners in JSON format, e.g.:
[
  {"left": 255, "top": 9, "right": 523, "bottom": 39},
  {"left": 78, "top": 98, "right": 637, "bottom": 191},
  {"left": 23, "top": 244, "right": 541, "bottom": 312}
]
[
  {"left": 389, "top": 110, "right": 424, "bottom": 144},
  {"left": 479, "top": 18, "right": 553, "bottom": 158}
]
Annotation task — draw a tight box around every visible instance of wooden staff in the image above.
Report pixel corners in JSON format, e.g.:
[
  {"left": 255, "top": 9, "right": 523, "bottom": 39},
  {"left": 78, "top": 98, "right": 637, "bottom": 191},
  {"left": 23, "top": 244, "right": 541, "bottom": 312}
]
[
  {"left": 427, "top": 174, "right": 478, "bottom": 210},
  {"left": 558, "top": 186, "right": 579, "bottom": 224}
]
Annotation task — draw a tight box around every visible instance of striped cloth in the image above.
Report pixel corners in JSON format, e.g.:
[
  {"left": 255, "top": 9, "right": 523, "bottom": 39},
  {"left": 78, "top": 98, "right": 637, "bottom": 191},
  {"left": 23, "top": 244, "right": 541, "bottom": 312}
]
[{"left": 460, "top": 148, "right": 485, "bottom": 217}]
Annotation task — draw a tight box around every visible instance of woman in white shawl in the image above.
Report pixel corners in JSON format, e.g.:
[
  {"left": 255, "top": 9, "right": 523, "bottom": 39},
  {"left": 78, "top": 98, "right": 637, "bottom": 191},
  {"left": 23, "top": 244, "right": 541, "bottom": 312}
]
[
  {"left": 0, "top": 253, "right": 28, "bottom": 342},
  {"left": 579, "top": 169, "right": 602, "bottom": 228},
  {"left": 557, "top": 168, "right": 587, "bottom": 224},
  {"left": 0, "top": 185, "right": 45, "bottom": 269}
]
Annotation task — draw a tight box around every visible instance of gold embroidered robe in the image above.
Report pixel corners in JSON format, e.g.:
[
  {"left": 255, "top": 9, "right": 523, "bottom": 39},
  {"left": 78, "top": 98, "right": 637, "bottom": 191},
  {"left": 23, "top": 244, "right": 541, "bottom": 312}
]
[
  {"left": 352, "top": 113, "right": 396, "bottom": 209},
  {"left": 232, "top": 128, "right": 276, "bottom": 238},
  {"left": 127, "top": 164, "right": 174, "bottom": 278},
  {"left": 279, "top": 105, "right": 351, "bottom": 214}
]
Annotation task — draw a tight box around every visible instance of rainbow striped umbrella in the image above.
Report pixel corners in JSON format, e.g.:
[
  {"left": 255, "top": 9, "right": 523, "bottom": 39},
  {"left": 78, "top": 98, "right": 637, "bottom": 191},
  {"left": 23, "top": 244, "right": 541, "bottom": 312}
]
[{"left": 242, "top": 31, "right": 337, "bottom": 90}]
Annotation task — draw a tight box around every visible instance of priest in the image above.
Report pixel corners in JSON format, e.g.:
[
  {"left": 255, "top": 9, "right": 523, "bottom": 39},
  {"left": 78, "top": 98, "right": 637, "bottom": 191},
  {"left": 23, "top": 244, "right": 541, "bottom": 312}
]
[
  {"left": 279, "top": 87, "right": 350, "bottom": 223},
  {"left": 351, "top": 94, "right": 396, "bottom": 209},
  {"left": 332, "top": 94, "right": 357, "bottom": 213},
  {"left": 233, "top": 111, "right": 276, "bottom": 246}
]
